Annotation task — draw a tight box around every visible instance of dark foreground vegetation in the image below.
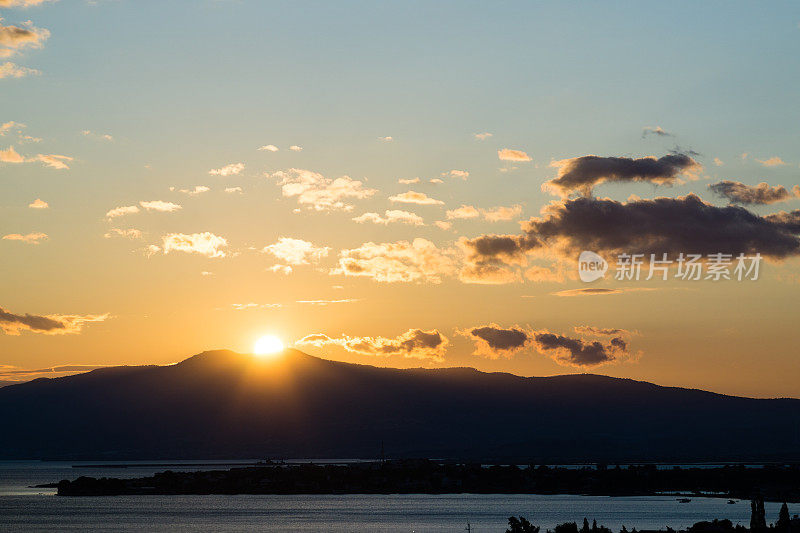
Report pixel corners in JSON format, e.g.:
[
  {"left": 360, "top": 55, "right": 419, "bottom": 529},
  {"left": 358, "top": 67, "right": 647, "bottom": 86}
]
[
  {"left": 55, "top": 460, "right": 800, "bottom": 500},
  {"left": 504, "top": 497, "right": 800, "bottom": 533}
]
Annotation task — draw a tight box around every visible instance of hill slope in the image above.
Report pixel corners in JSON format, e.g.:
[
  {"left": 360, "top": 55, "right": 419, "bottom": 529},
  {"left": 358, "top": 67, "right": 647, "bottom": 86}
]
[{"left": 0, "top": 349, "right": 797, "bottom": 461}]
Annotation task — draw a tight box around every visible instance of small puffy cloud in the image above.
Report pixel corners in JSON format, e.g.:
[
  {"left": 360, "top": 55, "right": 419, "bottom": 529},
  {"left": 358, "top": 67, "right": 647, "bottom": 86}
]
[
  {"left": 161, "top": 232, "right": 228, "bottom": 258},
  {"left": 446, "top": 204, "right": 522, "bottom": 222},
  {"left": 139, "top": 200, "right": 181, "bottom": 212},
  {"left": 378, "top": 136, "right": 393, "bottom": 142},
  {"left": 288, "top": 145, "right": 303, "bottom": 152},
  {"left": 331, "top": 238, "right": 455, "bottom": 283},
  {"left": 28, "top": 198, "right": 47, "bottom": 209},
  {"left": 0, "top": 306, "right": 108, "bottom": 336},
  {"left": 258, "top": 145, "right": 279, "bottom": 152},
  {"left": 3, "top": 232, "right": 47, "bottom": 244},
  {"left": 389, "top": 190, "right": 444, "bottom": 206},
  {"left": 446, "top": 205, "right": 481, "bottom": 220},
  {"left": 270, "top": 168, "right": 376, "bottom": 211},
  {"left": 209, "top": 162, "right": 244, "bottom": 176},
  {"left": 756, "top": 156, "right": 786, "bottom": 167},
  {"left": 709, "top": 181, "right": 795, "bottom": 205},
  {"left": 459, "top": 324, "right": 531, "bottom": 359},
  {"left": 429, "top": 178, "right": 444, "bottom": 184},
  {"left": 224, "top": 186, "right": 242, "bottom": 194},
  {"left": 0, "top": 145, "right": 24, "bottom": 162},
  {"left": 267, "top": 264, "right": 293, "bottom": 275},
  {"left": 105, "top": 205, "right": 139, "bottom": 218},
  {"left": 178, "top": 185, "right": 209, "bottom": 196},
  {"left": 261, "top": 237, "right": 330, "bottom": 265},
  {"left": 0, "top": 120, "right": 24, "bottom": 135},
  {"left": 353, "top": 210, "right": 424, "bottom": 226},
  {"left": 474, "top": 132, "right": 493, "bottom": 140},
  {"left": 104, "top": 228, "right": 142, "bottom": 240},
  {"left": 714, "top": 157, "right": 724, "bottom": 166},
  {"left": 398, "top": 177, "right": 420, "bottom": 185},
  {"left": 295, "top": 328, "right": 448, "bottom": 361},
  {"left": 498, "top": 148, "right": 532, "bottom": 162},
  {"left": 545, "top": 152, "right": 701, "bottom": 197},
  {"left": 641, "top": 126, "right": 672, "bottom": 138},
  {"left": 442, "top": 169, "right": 469, "bottom": 180},
  {"left": 0, "top": 61, "right": 39, "bottom": 78},
  {"left": 434, "top": 220, "right": 452, "bottom": 230},
  {"left": 0, "top": 21, "right": 49, "bottom": 58}
]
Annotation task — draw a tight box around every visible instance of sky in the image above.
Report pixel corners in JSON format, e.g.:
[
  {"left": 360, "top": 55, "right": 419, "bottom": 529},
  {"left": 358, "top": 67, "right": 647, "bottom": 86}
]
[{"left": 1, "top": 0, "right": 799, "bottom": 398}]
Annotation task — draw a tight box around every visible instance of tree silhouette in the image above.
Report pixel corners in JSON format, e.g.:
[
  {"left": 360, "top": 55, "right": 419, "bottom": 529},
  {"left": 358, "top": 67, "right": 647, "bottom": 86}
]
[
  {"left": 776, "top": 503, "right": 790, "bottom": 531},
  {"left": 507, "top": 516, "right": 540, "bottom": 533},
  {"left": 750, "top": 495, "right": 767, "bottom": 531}
]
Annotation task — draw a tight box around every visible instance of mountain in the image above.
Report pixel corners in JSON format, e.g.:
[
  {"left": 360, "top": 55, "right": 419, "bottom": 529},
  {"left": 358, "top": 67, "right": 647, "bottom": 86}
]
[{"left": 0, "top": 349, "right": 798, "bottom": 461}]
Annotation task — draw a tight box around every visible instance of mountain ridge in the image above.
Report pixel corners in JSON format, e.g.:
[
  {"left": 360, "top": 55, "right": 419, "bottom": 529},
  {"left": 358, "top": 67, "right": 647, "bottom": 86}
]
[{"left": 1, "top": 349, "right": 798, "bottom": 462}]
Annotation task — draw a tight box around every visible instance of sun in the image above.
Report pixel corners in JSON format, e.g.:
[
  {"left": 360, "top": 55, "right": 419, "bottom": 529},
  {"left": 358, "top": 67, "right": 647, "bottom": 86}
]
[{"left": 253, "top": 335, "right": 285, "bottom": 356}]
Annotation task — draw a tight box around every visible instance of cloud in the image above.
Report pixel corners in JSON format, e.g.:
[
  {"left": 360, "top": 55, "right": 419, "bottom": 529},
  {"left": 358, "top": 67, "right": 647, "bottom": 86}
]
[
  {"left": 352, "top": 210, "right": 424, "bottom": 226},
  {"left": 81, "top": 130, "right": 113, "bottom": 141},
  {"left": 105, "top": 205, "right": 139, "bottom": 218},
  {"left": 289, "top": 145, "right": 303, "bottom": 152},
  {"left": 0, "top": 364, "right": 109, "bottom": 383},
  {"left": 3, "top": 232, "right": 47, "bottom": 244},
  {"left": 270, "top": 168, "right": 376, "bottom": 211},
  {"left": 446, "top": 204, "right": 522, "bottom": 222},
  {"left": 552, "top": 288, "right": 622, "bottom": 297},
  {"left": 231, "top": 303, "right": 282, "bottom": 310},
  {"left": 104, "top": 228, "right": 142, "bottom": 240},
  {"left": 209, "top": 162, "right": 244, "bottom": 176},
  {"left": 461, "top": 323, "right": 634, "bottom": 366},
  {"left": 0, "top": 120, "right": 24, "bottom": 135},
  {"left": 378, "top": 136, "right": 393, "bottom": 142},
  {"left": 296, "top": 299, "right": 359, "bottom": 305},
  {"left": 0, "top": 305, "right": 108, "bottom": 336},
  {"left": 0, "top": 0, "right": 56, "bottom": 6},
  {"left": 461, "top": 194, "right": 800, "bottom": 273},
  {"left": 0, "top": 61, "right": 38, "bottom": 78},
  {"left": 709, "top": 181, "right": 796, "bottom": 205},
  {"left": 0, "top": 21, "right": 49, "bottom": 58},
  {"left": 713, "top": 158, "right": 724, "bottom": 166},
  {"left": 258, "top": 145, "right": 278, "bottom": 152},
  {"left": 0, "top": 145, "right": 24, "bottom": 162},
  {"left": 261, "top": 237, "right": 330, "bottom": 265},
  {"left": 295, "top": 328, "right": 448, "bottom": 361},
  {"left": 764, "top": 209, "right": 800, "bottom": 233},
  {"left": 442, "top": 169, "right": 469, "bottom": 180},
  {"left": 498, "top": 148, "right": 532, "bottom": 162},
  {"left": 398, "top": 177, "right": 420, "bottom": 185},
  {"left": 460, "top": 324, "right": 531, "bottom": 358},
  {"left": 266, "top": 264, "right": 292, "bottom": 275},
  {"left": 331, "top": 238, "right": 455, "bottom": 283},
  {"left": 474, "top": 132, "right": 493, "bottom": 140},
  {"left": 34, "top": 153, "right": 72, "bottom": 169},
  {"left": 177, "top": 185, "right": 209, "bottom": 196},
  {"left": 139, "top": 200, "right": 181, "bottom": 212},
  {"left": 161, "top": 232, "right": 228, "bottom": 258},
  {"left": 434, "top": 220, "right": 452, "bottom": 230},
  {"left": 224, "top": 186, "right": 242, "bottom": 194},
  {"left": 545, "top": 153, "right": 701, "bottom": 197},
  {"left": 429, "top": 178, "right": 444, "bottom": 184},
  {"left": 28, "top": 198, "right": 47, "bottom": 209},
  {"left": 642, "top": 126, "right": 672, "bottom": 138},
  {"left": 458, "top": 263, "right": 519, "bottom": 285},
  {"left": 756, "top": 157, "right": 786, "bottom": 167},
  {"left": 389, "top": 190, "right": 444, "bottom": 206}
]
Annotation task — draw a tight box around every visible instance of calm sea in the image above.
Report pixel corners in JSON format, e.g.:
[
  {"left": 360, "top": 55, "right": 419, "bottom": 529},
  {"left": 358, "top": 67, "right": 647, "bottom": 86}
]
[{"left": 0, "top": 461, "right": 794, "bottom": 532}]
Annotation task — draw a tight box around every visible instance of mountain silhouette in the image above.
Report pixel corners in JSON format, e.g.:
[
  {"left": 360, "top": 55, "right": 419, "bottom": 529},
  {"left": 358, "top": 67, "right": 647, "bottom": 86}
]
[{"left": 1, "top": 349, "right": 798, "bottom": 461}]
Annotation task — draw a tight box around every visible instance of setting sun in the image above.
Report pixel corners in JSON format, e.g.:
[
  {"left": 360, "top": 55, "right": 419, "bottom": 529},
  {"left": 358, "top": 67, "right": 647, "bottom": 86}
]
[{"left": 254, "top": 335, "right": 285, "bottom": 356}]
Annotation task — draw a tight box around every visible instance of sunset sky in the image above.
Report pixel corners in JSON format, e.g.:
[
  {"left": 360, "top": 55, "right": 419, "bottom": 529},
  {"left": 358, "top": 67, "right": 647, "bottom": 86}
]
[{"left": 2, "top": 1, "right": 799, "bottom": 397}]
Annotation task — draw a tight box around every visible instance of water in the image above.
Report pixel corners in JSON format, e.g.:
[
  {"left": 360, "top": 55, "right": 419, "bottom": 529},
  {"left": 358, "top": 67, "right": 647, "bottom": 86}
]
[{"left": 0, "top": 461, "right": 795, "bottom": 532}]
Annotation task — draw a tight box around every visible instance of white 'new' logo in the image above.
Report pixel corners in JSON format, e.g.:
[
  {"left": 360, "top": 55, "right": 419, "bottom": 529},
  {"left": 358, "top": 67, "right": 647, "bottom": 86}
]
[{"left": 578, "top": 251, "right": 607, "bottom": 282}]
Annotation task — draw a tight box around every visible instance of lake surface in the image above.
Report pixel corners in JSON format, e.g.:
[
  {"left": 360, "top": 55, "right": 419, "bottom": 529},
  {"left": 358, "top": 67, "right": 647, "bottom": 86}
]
[{"left": 0, "top": 461, "right": 795, "bottom": 532}]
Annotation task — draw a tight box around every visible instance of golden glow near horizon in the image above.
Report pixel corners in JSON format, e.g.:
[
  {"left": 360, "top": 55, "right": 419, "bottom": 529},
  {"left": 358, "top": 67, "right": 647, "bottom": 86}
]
[{"left": 254, "top": 335, "right": 285, "bottom": 357}]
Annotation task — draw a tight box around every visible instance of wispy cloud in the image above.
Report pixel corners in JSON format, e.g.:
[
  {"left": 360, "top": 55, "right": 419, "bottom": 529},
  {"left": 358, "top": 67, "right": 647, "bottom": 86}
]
[
  {"left": 296, "top": 328, "right": 448, "bottom": 361},
  {"left": 331, "top": 238, "right": 454, "bottom": 283},
  {"left": 352, "top": 210, "right": 424, "bottom": 226},
  {"left": 0, "top": 61, "right": 38, "bottom": 78},
  {"left": 160, "top": 232, "right": 228, "bottom": 258},
  {"left": 0, "top": 21, "right": 49, "bottom": 58},
  {"left": 269, "top": 168, "right": 376, "bottom": 211},
  {"left": 388, "top": 190, "right": 444, "bottom": 206},
  {"left": 474, "top": 132, "right": 493, "bottom": 140},
  {"left": 209, "top": 162, "right": 244, "bottom": 176},
  {"left": 3, "top": 232, "right": 47, "bottom": 244},
  {"left": 0, "top": 305, "right": 108, "bottom": 336},
  {"left": 756, "top": 156, "right": 786, "bottom": 167}
]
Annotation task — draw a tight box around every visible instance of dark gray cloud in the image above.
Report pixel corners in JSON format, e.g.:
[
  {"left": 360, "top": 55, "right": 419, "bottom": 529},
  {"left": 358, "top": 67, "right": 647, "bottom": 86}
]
[
  {"left": 469, "top": 325, "right": 529, "bottom": 351},
  {"left": 532, "top": 332, "right": 628, "bottom": 367},
  {"left": 709, "top": 181, "right": 797, "bottom": 205},
  {"left": 0, "top": 306, "right": 108, "bottom": 335},
  {"left": 461, "top": 195, "right": 800, "bottom": 266},
  {"left": 546, "top": 153, "right": 700, "bottom": 196}
]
